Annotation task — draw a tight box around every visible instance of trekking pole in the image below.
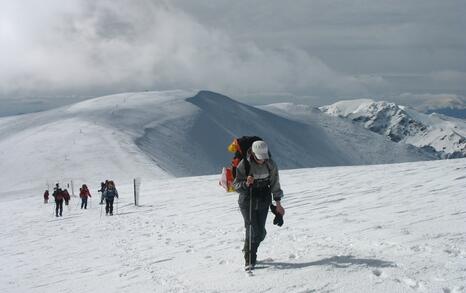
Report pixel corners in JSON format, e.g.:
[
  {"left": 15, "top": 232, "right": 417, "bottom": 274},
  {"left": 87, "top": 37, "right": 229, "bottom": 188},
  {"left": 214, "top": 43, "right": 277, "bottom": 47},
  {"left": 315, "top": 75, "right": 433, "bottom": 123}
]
[
  {"left": 100, "top": 203, "right": 103, "bottom": 220},
  {"left": 248, "top": 185, "right": 253, "bottom": 273},
  {"left": 116, "top": 197, "right": 119, "bottom": 215}
]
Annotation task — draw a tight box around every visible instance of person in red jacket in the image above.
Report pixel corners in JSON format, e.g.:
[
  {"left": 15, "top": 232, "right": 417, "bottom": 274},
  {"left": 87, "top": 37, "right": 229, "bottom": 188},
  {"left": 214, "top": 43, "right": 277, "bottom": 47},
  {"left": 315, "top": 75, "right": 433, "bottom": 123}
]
[
  {"left": 63, "top": 189, "right": 71, "bottom": 205},
  {"left": 52, "top": 185, "right": 64, "bottom": 217},
  {"left": 80, "top": 184, "right": 92, "bottom": 209},
  {"left": 43, "top": 190, "right": 49, "bottom": 204}
]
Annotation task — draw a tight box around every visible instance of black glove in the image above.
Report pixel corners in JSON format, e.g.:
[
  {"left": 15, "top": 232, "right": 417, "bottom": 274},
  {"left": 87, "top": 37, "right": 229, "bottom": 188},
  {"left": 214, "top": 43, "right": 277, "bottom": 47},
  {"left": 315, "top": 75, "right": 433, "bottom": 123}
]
[{"left": 269, "top": 204, "right": 284, "bottom": 227}]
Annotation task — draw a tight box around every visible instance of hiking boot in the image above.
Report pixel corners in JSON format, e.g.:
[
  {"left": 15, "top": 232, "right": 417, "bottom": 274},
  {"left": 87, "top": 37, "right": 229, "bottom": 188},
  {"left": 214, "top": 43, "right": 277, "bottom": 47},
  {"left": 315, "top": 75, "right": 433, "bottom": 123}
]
[{"left": 244, "top": 263, "right": 255, "bottom": 271}]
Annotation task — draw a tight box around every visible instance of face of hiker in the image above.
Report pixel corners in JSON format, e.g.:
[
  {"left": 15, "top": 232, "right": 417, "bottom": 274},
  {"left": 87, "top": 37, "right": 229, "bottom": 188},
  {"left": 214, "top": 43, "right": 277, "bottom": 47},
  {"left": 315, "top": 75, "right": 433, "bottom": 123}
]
[{"left": 253, "top": 153, "right": 265, "bottom": 164}]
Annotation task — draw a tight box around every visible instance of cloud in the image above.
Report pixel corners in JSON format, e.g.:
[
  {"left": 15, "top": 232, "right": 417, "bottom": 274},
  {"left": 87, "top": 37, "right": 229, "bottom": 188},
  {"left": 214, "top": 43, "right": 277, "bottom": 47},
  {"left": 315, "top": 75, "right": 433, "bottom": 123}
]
[
  {"left": 391, "top": 92, "right": 466, "bottom": 111},
  {"left": 429, "top": 70, "right": 466, "bottom": 86},
  {"left": 0, "top": 0, "right": 388, "bottom": 101},
  {"left": 1, "top": 0, "right": 464, "bottom": 108}
]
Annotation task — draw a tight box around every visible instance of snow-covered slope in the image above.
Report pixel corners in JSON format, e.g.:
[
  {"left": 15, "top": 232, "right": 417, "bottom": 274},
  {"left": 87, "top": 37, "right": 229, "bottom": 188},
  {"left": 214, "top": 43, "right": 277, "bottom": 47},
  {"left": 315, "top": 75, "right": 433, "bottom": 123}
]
[
  {"left": 0, "top": 91, "right": 190, "bottom": 194},
  {"left": 319, "top": 99, "right": 466, "bottom": 158},
  {"left": 1, "top": 159, "right": 465, "bottom": 292},
  {"left": 0, "top": 91, "right": 433, "bottom": 192}
]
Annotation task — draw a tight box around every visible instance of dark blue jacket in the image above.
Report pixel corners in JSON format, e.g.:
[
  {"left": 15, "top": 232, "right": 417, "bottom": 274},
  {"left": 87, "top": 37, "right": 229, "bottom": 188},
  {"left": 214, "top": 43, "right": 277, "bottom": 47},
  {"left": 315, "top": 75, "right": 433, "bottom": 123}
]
[{"left": 103, "top": 188, "right": 119, "bottom": 199}]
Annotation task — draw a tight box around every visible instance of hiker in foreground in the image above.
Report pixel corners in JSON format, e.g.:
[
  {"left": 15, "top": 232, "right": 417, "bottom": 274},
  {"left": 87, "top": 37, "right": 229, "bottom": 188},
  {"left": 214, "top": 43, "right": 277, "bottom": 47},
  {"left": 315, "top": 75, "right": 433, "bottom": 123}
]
[
  {"left": 233, "top": 140, "right": 285, "bottom": 270},
  {"left": 103, "top": 181, "right": 118, "bottom": 216}
]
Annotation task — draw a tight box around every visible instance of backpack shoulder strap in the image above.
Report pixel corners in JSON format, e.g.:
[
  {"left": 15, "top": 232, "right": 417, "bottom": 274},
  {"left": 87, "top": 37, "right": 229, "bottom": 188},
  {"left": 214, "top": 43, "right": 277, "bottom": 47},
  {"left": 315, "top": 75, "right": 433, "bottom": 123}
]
[{"left": 244, "top": 158, "right": 251, "bottom": 176}]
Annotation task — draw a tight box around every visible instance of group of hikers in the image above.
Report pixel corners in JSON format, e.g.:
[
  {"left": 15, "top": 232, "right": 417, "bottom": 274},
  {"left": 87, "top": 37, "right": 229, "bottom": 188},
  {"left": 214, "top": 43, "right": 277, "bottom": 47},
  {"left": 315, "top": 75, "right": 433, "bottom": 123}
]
[
  {"left": 41, "top": 136, "right": 285, "bottom": 271},
  {"left": 43, "top": 180, "right": 119, "bottom": 217}
]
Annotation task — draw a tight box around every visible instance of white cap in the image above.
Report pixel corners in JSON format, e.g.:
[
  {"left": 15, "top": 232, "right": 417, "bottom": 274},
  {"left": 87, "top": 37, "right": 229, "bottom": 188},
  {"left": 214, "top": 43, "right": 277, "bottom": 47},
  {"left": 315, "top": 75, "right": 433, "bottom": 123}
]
[{"left": 251, "top": 140, "right": 269, "bottom": 160}]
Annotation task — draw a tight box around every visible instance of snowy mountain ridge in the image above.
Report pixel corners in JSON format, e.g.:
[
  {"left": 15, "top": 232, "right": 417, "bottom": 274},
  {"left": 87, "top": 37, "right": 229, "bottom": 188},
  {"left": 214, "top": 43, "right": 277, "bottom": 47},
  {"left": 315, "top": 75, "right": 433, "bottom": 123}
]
[
  {"left": 0, "top": 90, "right": 432, "bottom": 192},
  {"left": 319, "top": 99, "right": 466, "bottom": 159}
]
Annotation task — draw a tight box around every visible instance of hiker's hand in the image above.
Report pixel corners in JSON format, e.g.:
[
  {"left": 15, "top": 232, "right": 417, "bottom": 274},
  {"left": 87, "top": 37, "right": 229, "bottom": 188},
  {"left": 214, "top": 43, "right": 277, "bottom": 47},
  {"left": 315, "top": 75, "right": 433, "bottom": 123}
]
[
  {"left": 246, "top": 176, "right": 254, "bottom": 187},
  {"left": 275, "top": 201, "right": 285, "bottom": 216}
]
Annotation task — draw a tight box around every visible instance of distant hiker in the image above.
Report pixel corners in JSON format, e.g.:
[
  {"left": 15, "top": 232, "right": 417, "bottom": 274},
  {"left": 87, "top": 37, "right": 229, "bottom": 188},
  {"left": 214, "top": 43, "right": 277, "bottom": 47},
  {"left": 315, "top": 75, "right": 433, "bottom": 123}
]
[
  {"left": 103, "top": 181, "right": 118, "bottom": 216},
  {"left": 63, "top": 189, "right": 71, "bottom": 206},
  {"left": 80, "top": 184, "right": 92, "bottom": 209},
  {"left": 233, "top": 140, "right": 285, "bottom": 271},
  {"left": 98, "top": 181, "right": 106, "bottom": 204},
  {"left": 52, "top": 187, "right": 64, "bottom": 217},
  {"left": 43, "top": 190, "right": 49, "bottom": 204}
]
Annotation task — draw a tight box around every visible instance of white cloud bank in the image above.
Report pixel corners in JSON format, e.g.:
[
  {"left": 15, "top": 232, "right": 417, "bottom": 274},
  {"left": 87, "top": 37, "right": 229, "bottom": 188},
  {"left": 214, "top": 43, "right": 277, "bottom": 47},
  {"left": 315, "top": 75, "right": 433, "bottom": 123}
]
[
  {"left": 0, "top": 0, "right": 388, "bottom": 101},
  {"left": 0, "top": 0, "right": 465, "bottom": 109}
]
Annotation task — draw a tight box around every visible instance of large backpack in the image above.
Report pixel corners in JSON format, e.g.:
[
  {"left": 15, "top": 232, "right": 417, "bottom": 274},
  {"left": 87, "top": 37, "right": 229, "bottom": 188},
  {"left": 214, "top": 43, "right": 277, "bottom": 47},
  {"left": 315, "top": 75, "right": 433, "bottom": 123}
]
[
  {"left": 228, "top": 136, "right": 263, "bottom": 178},
  {"left": 220, "top": 136, "right": 270, "bottom": 192},
  {"left": 105, "top": 188, "right": 117, "bottom": 199},
  {"left": 53, "top": 189, "right": 64, "bottom": 200}
]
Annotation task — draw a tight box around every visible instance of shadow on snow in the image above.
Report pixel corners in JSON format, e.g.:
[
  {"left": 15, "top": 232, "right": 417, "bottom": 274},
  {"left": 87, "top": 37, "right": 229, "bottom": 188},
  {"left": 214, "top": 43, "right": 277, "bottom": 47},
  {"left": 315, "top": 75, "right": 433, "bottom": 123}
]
[{"left": 260, "top": 255, "right": 396, "bottom": 270}]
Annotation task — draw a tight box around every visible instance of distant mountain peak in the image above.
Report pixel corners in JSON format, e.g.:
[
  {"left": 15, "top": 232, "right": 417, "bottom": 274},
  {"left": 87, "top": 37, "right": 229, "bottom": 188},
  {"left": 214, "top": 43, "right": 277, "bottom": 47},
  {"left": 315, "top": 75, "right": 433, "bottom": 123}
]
[
  {"left": 320, "top": 99, "right": 466, "bottom": 158},
  {"left": 187, "top": 90, "right": 240, "bottom": 108}
]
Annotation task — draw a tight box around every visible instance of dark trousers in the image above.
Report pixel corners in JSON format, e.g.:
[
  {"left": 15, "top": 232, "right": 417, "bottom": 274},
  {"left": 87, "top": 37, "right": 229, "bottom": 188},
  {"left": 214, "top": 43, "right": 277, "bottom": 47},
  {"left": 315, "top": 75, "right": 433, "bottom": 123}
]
[
  {"left": 240, "top": 201, "right": 268, "bottom": 265},
  {"left": 81, "top": 197, "right": 88, "bottom": 209},
  {"left": 105, "top": 198, "right": 114, "bottom": 214},
  {"left": 240, "top": 202, "right": 269, "bottom": 245},
  {"left": 55, "top": 199, "right": 63, "bottom": 216}
]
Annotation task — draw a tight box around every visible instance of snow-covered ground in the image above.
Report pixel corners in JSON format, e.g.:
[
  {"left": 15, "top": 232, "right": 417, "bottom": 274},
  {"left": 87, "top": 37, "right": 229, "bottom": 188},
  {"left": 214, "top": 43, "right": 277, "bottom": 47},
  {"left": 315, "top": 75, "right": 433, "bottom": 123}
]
[{"left": 1, "top": 158, "right": 465, "bottom": 293}]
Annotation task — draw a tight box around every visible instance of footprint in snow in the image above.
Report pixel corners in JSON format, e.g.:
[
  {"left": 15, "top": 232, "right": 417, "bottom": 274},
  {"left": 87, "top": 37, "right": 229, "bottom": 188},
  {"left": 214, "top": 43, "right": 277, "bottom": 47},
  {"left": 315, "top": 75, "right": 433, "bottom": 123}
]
[
  {"left": 442, "top": 287, "right": 464, "bottom": 293},
  {"left": 401, "top": 229, "right": 410, "bottom": 235},
  {"left": 403, "top": 278, "right": 426, "bottom": 291},
  {"left": 443, "top": 248, "right": 460, "bottom": 257},
  {"left": 372, "top": 269, "right": 382, "bottom": 277}
]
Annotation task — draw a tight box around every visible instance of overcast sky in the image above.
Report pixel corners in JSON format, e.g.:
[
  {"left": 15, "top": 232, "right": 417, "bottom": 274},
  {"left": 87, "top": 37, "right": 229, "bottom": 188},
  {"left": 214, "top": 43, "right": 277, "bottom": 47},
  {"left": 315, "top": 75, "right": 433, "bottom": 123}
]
[{"left": 1, "top": 0, "right": 465, "bottom": 111}]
